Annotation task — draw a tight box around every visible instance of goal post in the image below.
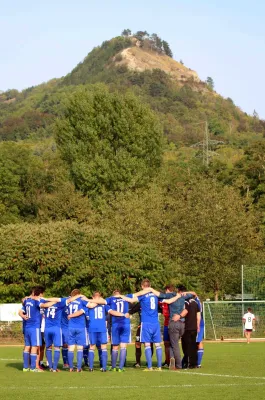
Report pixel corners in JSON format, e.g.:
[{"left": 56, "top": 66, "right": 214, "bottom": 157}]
[{"left": 204, "top": 300, "right": 265, "bottom": 340}]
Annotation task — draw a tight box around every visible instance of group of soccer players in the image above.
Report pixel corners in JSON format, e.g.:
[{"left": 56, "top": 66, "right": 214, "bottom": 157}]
[{"left": 19, "top": 279, "right": 204, "bottom": 372}]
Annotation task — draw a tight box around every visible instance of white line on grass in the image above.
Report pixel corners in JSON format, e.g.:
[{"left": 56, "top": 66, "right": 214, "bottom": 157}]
[
  {"left": 178, "top": 371, "right": 265, "bottom": 380},
  {"left": 2, "top": 383, "right": 265, "bottom": 390}
]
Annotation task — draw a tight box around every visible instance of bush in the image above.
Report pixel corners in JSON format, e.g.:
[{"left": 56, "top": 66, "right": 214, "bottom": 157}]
[{"left": 0, "top": 221, "right": 174, "bottom": 302}]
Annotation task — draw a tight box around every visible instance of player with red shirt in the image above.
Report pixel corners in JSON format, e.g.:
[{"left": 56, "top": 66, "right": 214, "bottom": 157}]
[{"left": 159, "top": 284, "right": 174, "bottom": 367}]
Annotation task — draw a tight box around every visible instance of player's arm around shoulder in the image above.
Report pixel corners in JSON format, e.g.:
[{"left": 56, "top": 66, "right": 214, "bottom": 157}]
[{"left": 118, "top": 294, "right": 138, "bottom": 303}]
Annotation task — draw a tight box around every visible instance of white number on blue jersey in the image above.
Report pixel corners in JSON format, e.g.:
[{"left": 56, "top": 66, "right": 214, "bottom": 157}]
[
  {"left": 26, "top": 306, "right": 31, "bottom": 318},
  {"left": 95, "top": 307, "right": 103, "bottom": 319},
  {"left": 150, "top": 297, "right": 156, "bottom": 310},
  {"left": 69, "top": 304, "right": 79, "bottom": 314},
  {"left": 47, "top": 307, "right": 56, "bottom": 319},
  {"left": 116, "top": 301, "right": 124, "bottom": 313}
]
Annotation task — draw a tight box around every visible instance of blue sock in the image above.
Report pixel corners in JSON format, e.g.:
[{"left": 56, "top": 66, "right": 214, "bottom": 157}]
[
  {"left": 197, "top": 349, "right": 204, "bottom": 366},
  {"left": 156, "top": 345, "right": 162, "bottom": 368},
  {"left": 119, "top": 348, "right": 126, "bottom": 370},
  {"left": 111, "top": 349, "right": 118, "bottom": 368},
  {"left": 46, "top": 349, "right": 53, "bottom": 369},
  {"left": 77, "top": 350, "right": 83, "bottom": 371},
  {"left": 89, "top": 349, "right": 95, "bottom": 369},
  {"left": 145, "top": 346, "right": 152, "bottom": 369},
  {"left": 83, "top": 347, "right": 89, "bottom": 365},
  {"left": 97, "top": 347, "right": 102, "bottom": 367},
  {"left": 30, "top": 353, "right": 37, "bottom": 370},
  {"left": 102, "top": 349, "right": 108, "bottom": 371},
  {"left": 68, "top": 351, "right": 74, "bottom": 369},
  {"left": 53, "top": 349, "right": 60, "bottom": 370},
  {"left": 62, "top": 348, "right": 68, "bottom": 365},
  {"left": 23, "top": 351, "right": 29, "bottom": 369}
]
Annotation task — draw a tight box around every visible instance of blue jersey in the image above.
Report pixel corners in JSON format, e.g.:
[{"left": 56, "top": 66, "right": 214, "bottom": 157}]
[
  {"left": 137, "top": 293, "right": 159, "bottom": 324},
  {"left": 45, "top": 298, "right": 67, "bottom": 329},
  {"left": 23, "top": 298, "right": 42, "bottom": 329},
  {"left": 61, "top": 305, "right": 69, "bottom": 330},
  {"left": 85, "top": 309, "right": 90, "bottom": 329},
  {"left": 106, "top": 295, "right": 132, "bottom": 325},
  {"left": 195, "top": 297, "right": 204, "bottom": 321},
  {"left": 67, "top": 299, "right": 86, "bottom": 329},
  {"left": 88, "top": 304, "right": 110, "bottom": 333}
]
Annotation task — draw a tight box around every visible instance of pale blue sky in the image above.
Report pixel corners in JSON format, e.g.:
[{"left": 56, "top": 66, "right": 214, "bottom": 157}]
[{"left": 1, "top": 0, "right": 264, "bottom": 117}]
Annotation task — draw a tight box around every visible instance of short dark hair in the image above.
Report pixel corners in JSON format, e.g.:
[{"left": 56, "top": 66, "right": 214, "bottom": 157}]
[
  {"left": 141, "top": 279, "right": 151, "bottom": 288},
  {"left": 176, "top": 284, "right": 187, "bottom": 292},
  {"left": 247, "top": 307, "right": 252, "bottom": 312},
  {"left": 93, "top": 291, "right": 101, "bottom": 297},
  {"left": 36, "top": 285, "right": 45, "bottom": 294},
  {"left": 164, "top": 284, "right": 175, "bottom": 292},
  {"left": 113, "top": 289, "right": 121, "bottom": 295},
  {"left": 33, "top": 287, "right": 42, "bottom": 296}
]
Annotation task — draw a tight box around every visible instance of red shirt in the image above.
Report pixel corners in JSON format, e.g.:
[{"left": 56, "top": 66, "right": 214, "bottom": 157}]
[{"left": 160, "top": 302, "right": 170, "bottom": 327}]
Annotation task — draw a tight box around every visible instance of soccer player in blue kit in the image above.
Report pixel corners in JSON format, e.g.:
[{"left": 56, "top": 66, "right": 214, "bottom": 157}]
[
  {"left": 81, "top": 291, "right": 130, "bottom": 372},
  {"left": 20, "top": 287, "right": 57, "bottom": 372},
  {"left": 105, "top": 289, "right": 133, "bottom": 372},
  {"left": 120, "top": 279, "right": 163, "bottom": 371},
  {"left": 40, "top": 297, "right": 68, "bottom": 372}
]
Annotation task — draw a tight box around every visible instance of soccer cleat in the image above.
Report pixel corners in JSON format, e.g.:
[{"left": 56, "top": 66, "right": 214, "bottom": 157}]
[
  {"left": 118, "top": 368, "right": 125, "bottom": 372},
  {"left": 52, "top": 369, "right": 60, "bottom": 372},
  {"left": 197, "top": 365, "right": 202, "bottom": 368},
  {"left": 23, "top": 368, "right": 30, "bottom": 372},
  {"left": 39, "top": 362, "right": 48, "bottom": 370},
  {"left": 154, "top": 367, "right": 162, "bottom": 371},
  {"left": 69, "top": 368, "right": 74, "bottom": 372},
  {"left": 63, "top": 364, "right": 70, "bottom": 369},
  {"left": 76, "top": 369, "right": 82, "bottom": 373},
  {"left": 108, "top": 367, "right": 116, "bottom": 372},
  {"left": 133, "top": 363, "right": 141, "bottom": 368},
  {"left": 30, "top": 368, "right": 44, "bottom": 372},
  {"left": 162, "top": 362, "right": 169, "bottom": 368},
  {"left": 169, "top": 358, "right": 175, "bottom": 370},
  {"left": 101, "top": 369, "right": 107, "bottom": 372},
  {"left": 89, "top": 368, "right": 94, "bottom": 372},
  {"left": 143, "top": 368, "right": 153, "bottom": 371}
]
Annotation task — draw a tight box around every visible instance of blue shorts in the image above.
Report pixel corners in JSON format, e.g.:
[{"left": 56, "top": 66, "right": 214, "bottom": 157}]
[
  {"left": 44, "top": 327, "right": 62, "bottom": 347},
  {"left": 24, "top": 328, "right": 42, "bottom": 347},
  {"left": 68, "top": 328, "right": 88, "bottom": 346},
  {"left": 163, "top": 326, "right": 170, "bottom": 342},
  {"left": 62, "top": 328, "right": 69, "bottom": 345},
  {"left": 89, "top": 331, "right": 108, "bottom": 345},
  {"left": 196, "top": 320, "right": 204, "bottom": 343},
  {"left": 111, "top": 324, "right": 131, "bottom": 345},
  {"left": 140, "top": 322, "right": 161, "bottom": 343}
]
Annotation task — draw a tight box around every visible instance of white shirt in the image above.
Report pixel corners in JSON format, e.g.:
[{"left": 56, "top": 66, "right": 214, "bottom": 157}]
[{"left": 243, "top": 312, "right": 255, "bottom": 329}]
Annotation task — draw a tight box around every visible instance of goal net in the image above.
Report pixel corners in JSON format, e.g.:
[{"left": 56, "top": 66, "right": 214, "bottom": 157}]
[{"left": 204, "top": 301, "right": 265, "bottom": 340}]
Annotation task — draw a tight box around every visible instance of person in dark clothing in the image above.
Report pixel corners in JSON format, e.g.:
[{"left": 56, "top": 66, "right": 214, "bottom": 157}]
[{"left": 181, "top": 297, "right": 201, "bottom": 369}]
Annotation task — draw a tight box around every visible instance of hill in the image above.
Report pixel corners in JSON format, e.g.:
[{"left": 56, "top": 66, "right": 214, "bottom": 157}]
[{"left": 1, "top": 34, "right": 264, "bottom": 144}]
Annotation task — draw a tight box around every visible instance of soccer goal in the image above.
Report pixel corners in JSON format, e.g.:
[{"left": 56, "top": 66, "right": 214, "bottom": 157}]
[{"left": 204, "top": 301, "right": 265, "bottom": 340}]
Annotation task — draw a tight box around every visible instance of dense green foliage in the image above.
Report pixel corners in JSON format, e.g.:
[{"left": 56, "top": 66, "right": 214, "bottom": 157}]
[
  {"left": 0, "top": 34, "right": 265, "bottom": 302},
  {"left": 55, "top": 86, "right": 163, "bottom": 197},
  {"left": 0, "top": 221, "right": 173, "bottom": 302}
]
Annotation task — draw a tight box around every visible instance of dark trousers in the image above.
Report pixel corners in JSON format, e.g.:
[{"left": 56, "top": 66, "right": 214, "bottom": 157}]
[{"left": 181, "top": 329, "right": 197, "bottom": 368}]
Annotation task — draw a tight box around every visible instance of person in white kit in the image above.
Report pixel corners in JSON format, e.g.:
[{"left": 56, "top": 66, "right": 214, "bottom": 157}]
[{"left": 243, "top": 308, "right": 256, "bottom": 344}]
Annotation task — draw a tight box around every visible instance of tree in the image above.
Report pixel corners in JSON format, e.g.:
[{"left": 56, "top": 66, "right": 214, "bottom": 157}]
[
  {"left": 206, "top": 77, "right": 214, "bottom": 90},
  {"left": 164, "top": 176, "right": 262, "bottom": 300},
  {"left": 162, "top": 40, "right": 173, "bottom": 58},
  {"left": 121, "top": 29, "right": 132, "bottom": 37},
  {"left": 55, "top": 85, "right": 163, "bottom": 198}
]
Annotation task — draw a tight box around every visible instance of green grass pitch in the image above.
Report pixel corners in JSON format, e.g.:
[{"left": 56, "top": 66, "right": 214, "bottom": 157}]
[{"left": 0, "top": 343, "right": 264, "bottom": 400}]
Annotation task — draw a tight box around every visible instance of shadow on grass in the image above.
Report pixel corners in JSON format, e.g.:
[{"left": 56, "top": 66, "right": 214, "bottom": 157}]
[{"left": 6, "top": 362, "right": 22, "bottom": 371}]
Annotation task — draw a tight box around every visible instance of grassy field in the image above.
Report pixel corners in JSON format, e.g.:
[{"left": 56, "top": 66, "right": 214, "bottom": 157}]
[{"left": 0, "top": 342, "right": 265, "bottom": 400}]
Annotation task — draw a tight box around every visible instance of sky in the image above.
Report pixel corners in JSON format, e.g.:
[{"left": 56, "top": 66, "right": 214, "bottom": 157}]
[{"left": 1, "top": 0, "right": 265, "bottom": 117}]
